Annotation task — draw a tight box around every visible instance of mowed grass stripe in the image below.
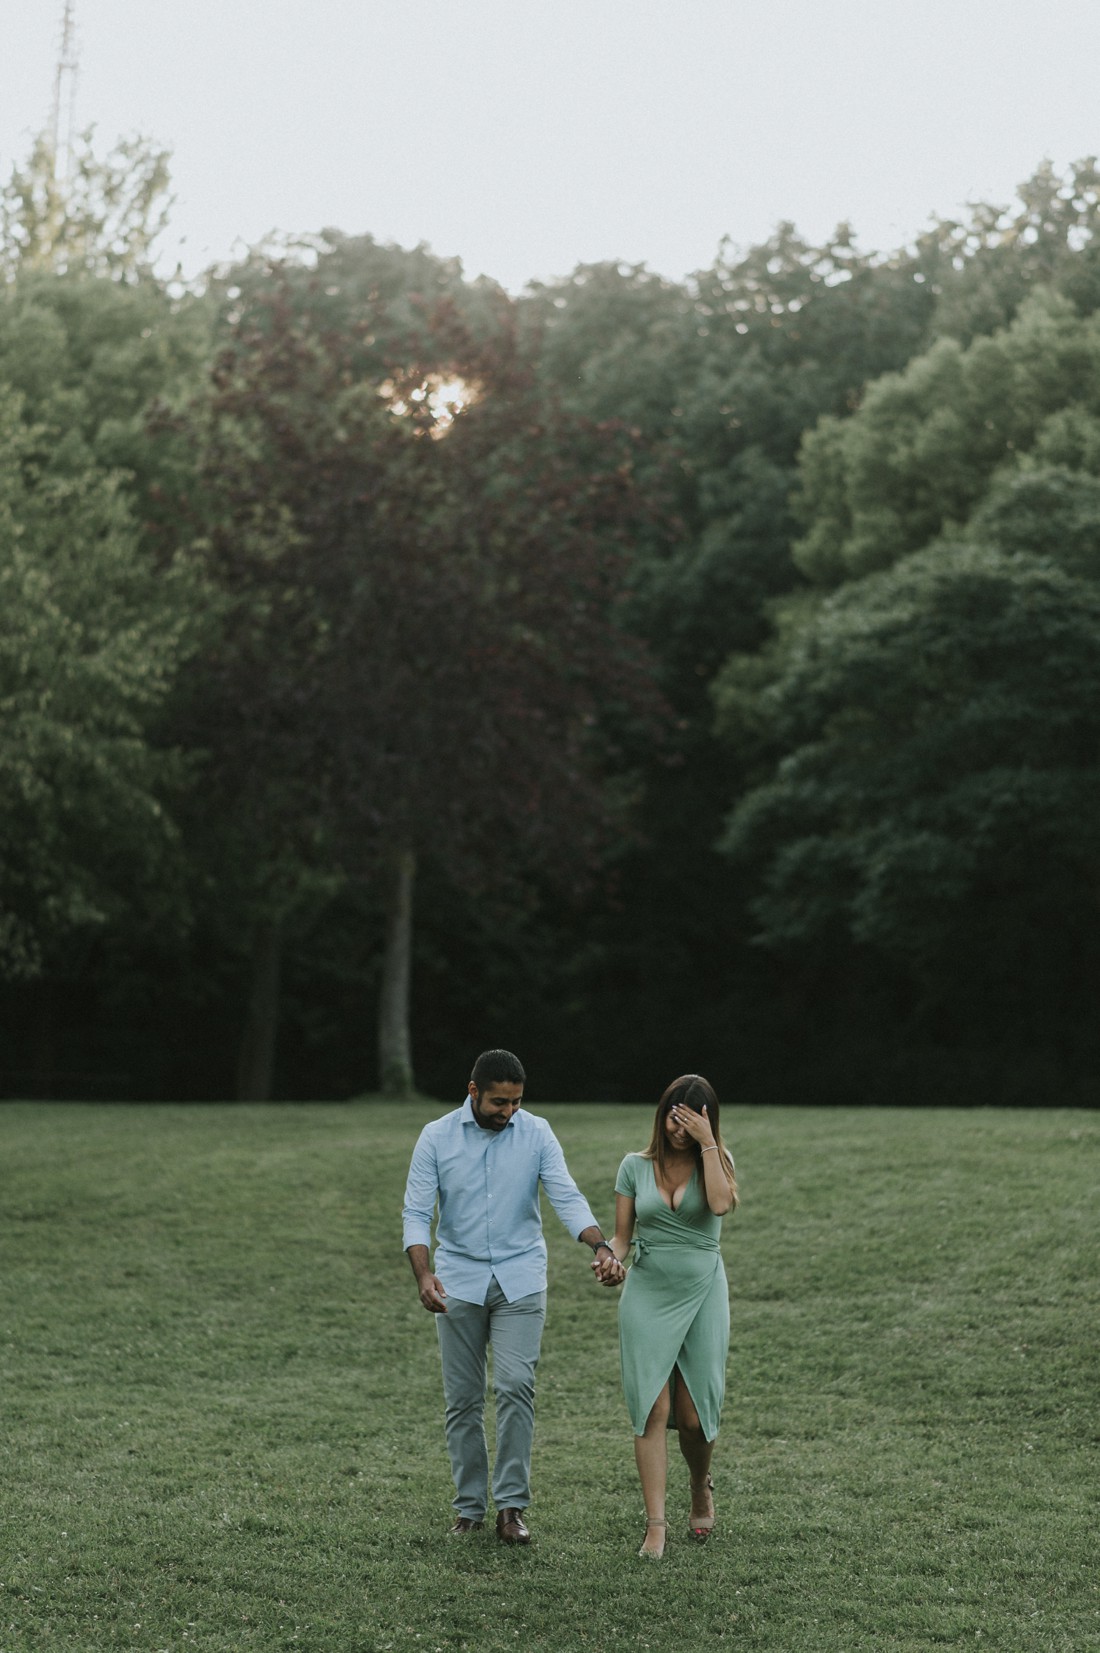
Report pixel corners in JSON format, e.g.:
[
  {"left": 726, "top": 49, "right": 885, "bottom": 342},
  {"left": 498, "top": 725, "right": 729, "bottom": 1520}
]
[{"left": 1, "top": 1101, "right": 1096, "bottom": 1651}]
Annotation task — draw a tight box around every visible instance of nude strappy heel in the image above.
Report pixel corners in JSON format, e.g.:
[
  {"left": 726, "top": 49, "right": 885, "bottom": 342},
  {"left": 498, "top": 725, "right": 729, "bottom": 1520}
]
[{"left": 689, "top": 1473, "right": 715, "bottom": 1542}]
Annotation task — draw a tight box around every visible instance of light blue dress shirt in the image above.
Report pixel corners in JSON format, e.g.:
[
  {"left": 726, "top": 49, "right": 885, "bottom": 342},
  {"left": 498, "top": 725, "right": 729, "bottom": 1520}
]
[{"left": 401, "top": 1098, "right": 599, "bottom": 1304}]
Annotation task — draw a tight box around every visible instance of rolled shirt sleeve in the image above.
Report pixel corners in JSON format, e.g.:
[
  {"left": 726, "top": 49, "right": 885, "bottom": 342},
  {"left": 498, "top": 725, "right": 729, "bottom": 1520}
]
[
  {"left": 401, "top": 1126, "right": 440, "bottom": 1252},
  {"left": 536, "top": 1118, "right": 598, "bottom": 1238}
]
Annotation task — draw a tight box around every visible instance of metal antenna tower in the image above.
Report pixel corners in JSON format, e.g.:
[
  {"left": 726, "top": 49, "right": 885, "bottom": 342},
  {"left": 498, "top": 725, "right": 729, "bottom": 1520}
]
[{"left": 49, "top": 1, "right": 80, "bottom": 183}]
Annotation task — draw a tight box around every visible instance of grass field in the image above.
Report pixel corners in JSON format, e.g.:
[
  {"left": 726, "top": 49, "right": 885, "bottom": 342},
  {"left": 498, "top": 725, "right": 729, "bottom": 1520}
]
[{"left": 0, "top": 1099, "right": 1097, "bottom": 1653}]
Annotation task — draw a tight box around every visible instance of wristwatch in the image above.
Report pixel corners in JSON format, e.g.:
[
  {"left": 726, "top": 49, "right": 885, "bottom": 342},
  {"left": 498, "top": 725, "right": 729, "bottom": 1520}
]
[{"left": 592, "top": 1241, "right": 616, "bottom": 1258}]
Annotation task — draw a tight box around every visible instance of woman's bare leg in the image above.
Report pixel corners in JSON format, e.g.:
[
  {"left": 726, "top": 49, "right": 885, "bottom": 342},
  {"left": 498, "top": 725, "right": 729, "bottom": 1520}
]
[
  {"left": 634, "top": 1382, "right": 671, "bottom": 1555},
  {"left": 673, "top": 1369, "right": 715, "bottom": 1532}
]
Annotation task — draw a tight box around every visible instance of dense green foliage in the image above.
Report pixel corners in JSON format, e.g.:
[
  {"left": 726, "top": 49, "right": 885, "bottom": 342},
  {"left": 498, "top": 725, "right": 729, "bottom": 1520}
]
[
  {"left": 3, "top": 131, "right": 1100, "bottom": 1103},
  {"left": 1, "top": 1100, "right": 1096, "bottom": 1650},
  {"left": 0, "top": 384, "right": 204, "bottom": 981},
  {"left": 715, "top": 545, "right": 1100, "bottom": 1102}
]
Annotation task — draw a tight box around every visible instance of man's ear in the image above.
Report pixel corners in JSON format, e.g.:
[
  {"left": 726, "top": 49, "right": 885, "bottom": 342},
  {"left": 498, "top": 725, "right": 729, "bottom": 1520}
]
[{"left": 467, "top": 1081, "right": 478, "bottom": 1101}]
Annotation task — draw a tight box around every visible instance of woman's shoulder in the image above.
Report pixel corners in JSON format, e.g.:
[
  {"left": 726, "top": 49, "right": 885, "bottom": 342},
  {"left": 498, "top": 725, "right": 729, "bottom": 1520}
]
[{"left": 615, "top": 1151, "right": 651, "bottom": 1186}]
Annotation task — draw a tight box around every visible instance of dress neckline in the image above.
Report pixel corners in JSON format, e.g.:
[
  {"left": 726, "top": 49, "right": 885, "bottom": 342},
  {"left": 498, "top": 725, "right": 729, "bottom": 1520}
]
[{"left": 650, "top": 1155, "right": 696, "bottom": 1214}]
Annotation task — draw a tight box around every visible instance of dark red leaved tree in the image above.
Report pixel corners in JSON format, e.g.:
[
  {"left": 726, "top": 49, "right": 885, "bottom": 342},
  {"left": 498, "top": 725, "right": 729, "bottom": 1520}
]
[{"left": 185, "top": 240, "right": 665, "bottom": 1095}]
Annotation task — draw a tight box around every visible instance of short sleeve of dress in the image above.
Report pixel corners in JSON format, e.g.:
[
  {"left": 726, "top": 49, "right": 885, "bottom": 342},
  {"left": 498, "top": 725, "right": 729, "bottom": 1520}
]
[{"left": 614, "top": 1153, "right": 639, "bottom": 1199}]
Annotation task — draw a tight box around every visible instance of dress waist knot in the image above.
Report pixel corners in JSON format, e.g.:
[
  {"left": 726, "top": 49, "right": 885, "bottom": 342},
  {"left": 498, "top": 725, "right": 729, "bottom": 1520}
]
[{"left": 634, "top": 1233, "right": 719, "bottom": 1258}]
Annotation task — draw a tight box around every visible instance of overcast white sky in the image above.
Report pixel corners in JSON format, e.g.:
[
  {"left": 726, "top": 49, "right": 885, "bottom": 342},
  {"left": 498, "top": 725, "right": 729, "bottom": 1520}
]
[{"left": 3, "top": 0, "right": 1099, "bottom": 290}]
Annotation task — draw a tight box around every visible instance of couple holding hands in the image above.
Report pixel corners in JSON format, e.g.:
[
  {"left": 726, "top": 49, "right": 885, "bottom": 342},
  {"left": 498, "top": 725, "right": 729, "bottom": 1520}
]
[{"left": 401, "top": 1050, "right": 738, "bottom": 1559}]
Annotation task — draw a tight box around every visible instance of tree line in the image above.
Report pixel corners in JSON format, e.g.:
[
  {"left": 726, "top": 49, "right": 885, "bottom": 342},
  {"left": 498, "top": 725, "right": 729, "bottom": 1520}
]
[{"left": 3, "top": 131, "right": 1100, "bottom": 1105}]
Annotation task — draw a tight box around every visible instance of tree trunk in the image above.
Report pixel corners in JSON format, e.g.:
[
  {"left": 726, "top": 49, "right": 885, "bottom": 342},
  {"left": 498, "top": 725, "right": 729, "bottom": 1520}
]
[
  {"left": 236, "top": 919, "right": 283, "bottom": 1101},
  {"left": 32, "top": 982, "right": 57, "bottom": 1100},
  {"left": 378, "top": 847, "right": 416, "bottom": 1096}
]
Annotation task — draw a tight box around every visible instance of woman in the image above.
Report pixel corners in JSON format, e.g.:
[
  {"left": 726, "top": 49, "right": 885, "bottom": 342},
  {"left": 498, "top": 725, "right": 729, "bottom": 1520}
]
[{"left": 599, "top": 1074, "right": 738, "bottom": 1558}]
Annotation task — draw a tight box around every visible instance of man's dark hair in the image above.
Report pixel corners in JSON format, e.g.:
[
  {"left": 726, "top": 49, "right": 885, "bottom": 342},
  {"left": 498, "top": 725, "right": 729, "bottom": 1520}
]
[{"left": 471, "top": 1049, "right": 526, "bottom": 1090}]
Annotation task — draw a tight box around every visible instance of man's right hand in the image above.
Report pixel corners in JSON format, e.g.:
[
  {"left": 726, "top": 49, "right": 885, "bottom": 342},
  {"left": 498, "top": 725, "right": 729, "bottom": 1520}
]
[
  {"left": 417, "top": 1273, "right": 448, "bottom": 1313},
  {"left": 406, "top": 1245, "right": 447, "bottom": 1312}
]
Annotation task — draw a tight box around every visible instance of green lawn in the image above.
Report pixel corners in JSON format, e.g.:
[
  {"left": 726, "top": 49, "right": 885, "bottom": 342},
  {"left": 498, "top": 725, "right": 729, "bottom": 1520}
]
[{"left": 1, "top": 1100, "right": 1096, "bottom": 1652}]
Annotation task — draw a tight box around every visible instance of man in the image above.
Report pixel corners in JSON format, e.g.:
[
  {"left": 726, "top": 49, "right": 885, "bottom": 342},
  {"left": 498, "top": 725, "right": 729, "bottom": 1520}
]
[{"left": 402, "top": 1048, "right": 621, "bottom": 1543}]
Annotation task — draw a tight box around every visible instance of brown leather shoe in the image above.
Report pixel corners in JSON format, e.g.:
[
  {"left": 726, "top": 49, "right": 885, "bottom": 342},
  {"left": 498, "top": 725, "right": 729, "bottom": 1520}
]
[
  {"left": 450, "top": 1517, "right": 484, "bottom": 1536},
  {"left": 495, "top": 1507, "right": 530, "bottom": 1545}
]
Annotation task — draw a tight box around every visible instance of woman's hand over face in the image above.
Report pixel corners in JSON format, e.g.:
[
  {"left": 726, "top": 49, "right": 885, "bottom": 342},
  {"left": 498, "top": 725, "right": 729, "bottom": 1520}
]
[{"left": 671, "top": 1103, "right": 716, "bottom": 1149}]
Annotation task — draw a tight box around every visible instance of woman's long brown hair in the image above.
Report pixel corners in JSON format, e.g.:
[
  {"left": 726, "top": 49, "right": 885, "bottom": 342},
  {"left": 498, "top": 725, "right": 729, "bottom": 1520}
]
[{"left": 642, "top": 1073, "right": 738, "bottom": 1204}]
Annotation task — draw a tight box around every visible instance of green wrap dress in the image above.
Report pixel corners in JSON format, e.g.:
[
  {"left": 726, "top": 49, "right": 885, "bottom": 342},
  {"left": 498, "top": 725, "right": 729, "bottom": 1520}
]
[{"left": 615, "top": 1152, "right": 731, "bottom": 1441}]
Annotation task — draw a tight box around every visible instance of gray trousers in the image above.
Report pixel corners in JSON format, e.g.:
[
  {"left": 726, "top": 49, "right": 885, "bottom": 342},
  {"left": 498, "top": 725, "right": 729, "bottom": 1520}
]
[{"left": 436, "top": 1277, "right": 547, "bottom": 1519}]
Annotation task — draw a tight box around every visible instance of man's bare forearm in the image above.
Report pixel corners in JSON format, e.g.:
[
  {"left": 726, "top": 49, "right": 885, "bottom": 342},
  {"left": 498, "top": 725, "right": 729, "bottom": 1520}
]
[{"left": 407, "top": 1243, "right": 448, "bottom": 1312}]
